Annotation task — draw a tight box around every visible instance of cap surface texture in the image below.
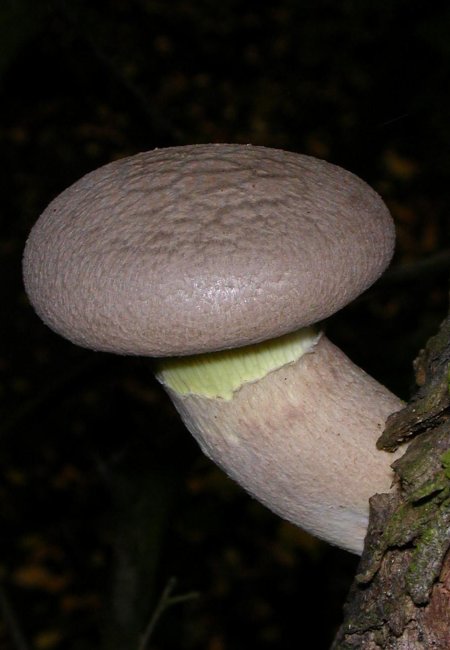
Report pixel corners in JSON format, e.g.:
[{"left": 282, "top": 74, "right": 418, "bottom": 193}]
[{"left": 23, "top": 144, "right": 395, "bottom": 356}]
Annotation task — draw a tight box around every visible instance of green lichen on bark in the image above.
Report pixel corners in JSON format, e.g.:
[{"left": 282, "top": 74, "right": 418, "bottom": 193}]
[
  {"left": 332, "top": 308, "right": 450, "bottom": 649},
  {"left": 378, "top": 313, "right": 450, "bottom": 452},
  {"left": 344, "top": 434, "right": 450, "bottom": 627}
]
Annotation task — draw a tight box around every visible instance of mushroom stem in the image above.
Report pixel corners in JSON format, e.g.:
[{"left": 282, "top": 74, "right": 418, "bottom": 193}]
[{"left": 157, "top": 332, "right": 404, "bottom": 554}]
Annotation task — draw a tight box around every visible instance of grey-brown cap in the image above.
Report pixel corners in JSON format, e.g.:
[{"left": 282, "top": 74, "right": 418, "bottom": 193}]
[{"left": 23, "top": 144, "right": 395, "bottom": 356}]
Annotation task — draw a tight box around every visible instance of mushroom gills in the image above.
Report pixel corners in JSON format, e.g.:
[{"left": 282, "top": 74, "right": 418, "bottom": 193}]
[{"left": 156, "top": 326, "right": 321, "bottom": 399}]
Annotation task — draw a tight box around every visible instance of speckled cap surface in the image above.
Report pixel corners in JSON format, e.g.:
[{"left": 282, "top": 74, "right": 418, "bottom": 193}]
[{"left": 23, "top": 144, "right": 395, "bottom": 356}]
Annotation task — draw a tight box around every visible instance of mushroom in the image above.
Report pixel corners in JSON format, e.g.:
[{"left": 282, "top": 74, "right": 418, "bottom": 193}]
[{"left": 23, "top": 144, "right": 404, "bottom": 554}]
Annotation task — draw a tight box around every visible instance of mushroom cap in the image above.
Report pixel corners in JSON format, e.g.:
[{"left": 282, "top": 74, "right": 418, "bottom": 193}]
[{"left": 23, "top": 144, "right": 395, "bottom": 356}]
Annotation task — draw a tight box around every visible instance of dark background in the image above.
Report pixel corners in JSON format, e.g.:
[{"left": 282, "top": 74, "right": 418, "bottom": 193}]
[{"left": 1, "top": 1, "right": 450, "bottom": 648}]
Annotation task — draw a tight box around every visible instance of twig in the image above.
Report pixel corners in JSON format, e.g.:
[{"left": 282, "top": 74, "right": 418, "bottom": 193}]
[
  {"left": 352, "top": 248, "right": 450, "bottom": 306},
  {"left": 56, "top": 3, "right": 180, "bottom": 142},
  {"left": 380, "top": 248, "right": 450, "bottom": 286},
  {"left": 138, "top": 577, "right": 199, "bottom": 650},
  {"left": 0, "top": 584, "right": 30, "bottom": 650}
]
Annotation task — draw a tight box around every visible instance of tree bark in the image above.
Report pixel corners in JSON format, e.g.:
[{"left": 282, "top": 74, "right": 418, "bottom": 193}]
[{"left": 332, "top": 305, "right": 450, "bottom": 649}]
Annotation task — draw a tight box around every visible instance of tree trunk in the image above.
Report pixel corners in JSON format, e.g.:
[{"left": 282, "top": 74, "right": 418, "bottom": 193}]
[{"left": 332, "top": 305, "right": 450, "bottom": 649}]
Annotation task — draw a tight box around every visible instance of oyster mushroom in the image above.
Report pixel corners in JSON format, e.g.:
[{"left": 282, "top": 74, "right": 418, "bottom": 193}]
[{"left": 23, "top": 143, "right": 404, "bottom": 554}]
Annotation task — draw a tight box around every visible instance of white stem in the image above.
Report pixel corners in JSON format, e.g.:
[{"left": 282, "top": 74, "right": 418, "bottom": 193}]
[{"left": 161, "top": 335, "right": 404, "bottom": 554}]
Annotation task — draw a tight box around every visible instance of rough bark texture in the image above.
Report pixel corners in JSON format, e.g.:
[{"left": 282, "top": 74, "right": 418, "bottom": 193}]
[{"left": 332, "top": 306, "right": 450, "bottom": 649}]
